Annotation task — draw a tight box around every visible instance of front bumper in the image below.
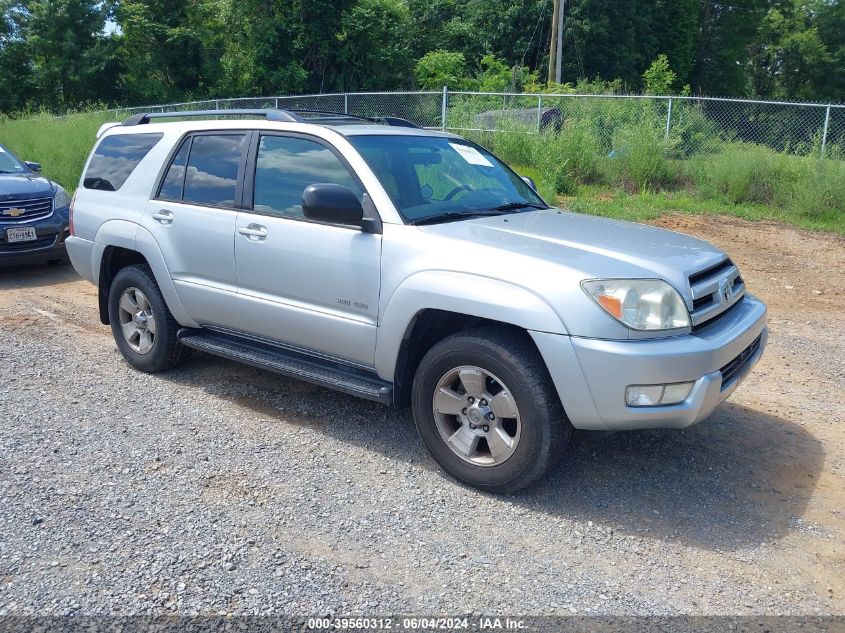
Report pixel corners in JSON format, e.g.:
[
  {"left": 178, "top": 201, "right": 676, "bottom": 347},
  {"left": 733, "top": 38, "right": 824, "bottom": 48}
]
[
  {"left": 0, "top": 210, "right": 70, "bottom": 267},
  {"left": 531, "top": 294, "right": 768, "bottom": 430}
]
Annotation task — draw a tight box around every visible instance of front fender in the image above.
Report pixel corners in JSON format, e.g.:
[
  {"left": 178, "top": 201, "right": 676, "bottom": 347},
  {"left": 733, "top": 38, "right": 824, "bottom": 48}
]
[{"left": 375, "top": 270, "right": 567, "bottom": 380}]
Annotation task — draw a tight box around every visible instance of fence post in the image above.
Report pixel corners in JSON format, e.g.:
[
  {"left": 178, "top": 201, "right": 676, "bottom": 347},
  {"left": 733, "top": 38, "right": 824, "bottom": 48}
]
[
  {"left": 664, "top": 97, "right": 673, "bottom": 143},
  {"left": 441, "top": 86, "right": 448, "bottom": 131},
  {"left": 344, "top": 93, "right": 349, "bottom": 114},
  {"left": 215, "top": 100, "right": 220, "bottom": 110},
  {"left": 537, "top": 95, "right": 543, "bottom": 131},
  {"left": 821, "top": 105, "right": 831, "bottom": 157}
]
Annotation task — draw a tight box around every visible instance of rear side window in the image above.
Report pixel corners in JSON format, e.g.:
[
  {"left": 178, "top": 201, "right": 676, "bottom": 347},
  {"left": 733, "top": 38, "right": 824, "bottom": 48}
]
[
  {"left": 83, "top": 133, "right": 162, "bottom": 191},
  {"left": 158, "top": 139, "right": 190, "bottom": 201},
  {"left": 182, "top": 134, "right": 246, "bottom": 206}
]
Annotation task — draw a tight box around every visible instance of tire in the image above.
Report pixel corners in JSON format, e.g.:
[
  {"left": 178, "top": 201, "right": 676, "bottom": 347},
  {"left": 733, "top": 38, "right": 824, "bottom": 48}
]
[
  {"left": 411, "top": 326, "right": 572, "bottom": 493},
  {"left": 107, "top": 264, "right": 188, "bottom": 373}
]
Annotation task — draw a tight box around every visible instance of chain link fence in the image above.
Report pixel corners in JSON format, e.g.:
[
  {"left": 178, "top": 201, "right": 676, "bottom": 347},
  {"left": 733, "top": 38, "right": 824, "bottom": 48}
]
[{"left": 94, "top": 90, "right": 844, "bottom": 160}]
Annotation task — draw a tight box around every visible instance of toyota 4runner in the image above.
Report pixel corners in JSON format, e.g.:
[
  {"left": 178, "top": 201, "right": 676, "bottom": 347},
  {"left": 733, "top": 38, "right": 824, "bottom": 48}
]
[{"left": 66, "top": 109, "right": 768, "bottom": 492}]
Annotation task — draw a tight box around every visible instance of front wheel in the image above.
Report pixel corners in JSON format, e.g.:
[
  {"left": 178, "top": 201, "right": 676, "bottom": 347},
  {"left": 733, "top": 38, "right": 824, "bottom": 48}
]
[
  {"left": 107, "top": 264, "right": 188, "bottom": 373},
  {"left": 411, "top": 327, "right": 571, "bottom": 493}
]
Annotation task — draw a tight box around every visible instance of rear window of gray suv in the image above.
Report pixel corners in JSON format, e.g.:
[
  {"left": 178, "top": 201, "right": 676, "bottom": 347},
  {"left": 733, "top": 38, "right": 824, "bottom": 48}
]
[{"left": 83, "top": 133, "right": 162, "bottom": 192}]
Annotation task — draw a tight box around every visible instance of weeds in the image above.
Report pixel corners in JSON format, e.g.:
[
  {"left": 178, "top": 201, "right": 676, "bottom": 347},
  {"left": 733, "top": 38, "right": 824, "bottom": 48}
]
[{"left": 0, "top": 107, "right": 842, "bottom": 234}]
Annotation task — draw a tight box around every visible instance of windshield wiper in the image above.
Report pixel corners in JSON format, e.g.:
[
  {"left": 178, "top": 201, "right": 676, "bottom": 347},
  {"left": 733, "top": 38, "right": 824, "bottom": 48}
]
[
  {"left": 487, "top": 201, "right": 549, "bottom": 212},
  {"left": 409, "top": 210, "right": 513, "bottom": 226}
]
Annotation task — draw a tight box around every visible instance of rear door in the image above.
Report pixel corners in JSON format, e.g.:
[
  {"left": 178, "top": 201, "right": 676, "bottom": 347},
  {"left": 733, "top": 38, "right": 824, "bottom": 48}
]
[
  {"left": 232, "top": 132, "right": 382, "bottom": 366},
  {"left": 143, "top": 132, "right": 247, "bottom": 328}
]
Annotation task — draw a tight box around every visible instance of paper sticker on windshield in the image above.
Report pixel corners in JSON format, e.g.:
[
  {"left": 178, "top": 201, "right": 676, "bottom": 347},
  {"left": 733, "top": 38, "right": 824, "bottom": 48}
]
[{"left": 449, "top": 143, "right": 493, "bottom": 167}]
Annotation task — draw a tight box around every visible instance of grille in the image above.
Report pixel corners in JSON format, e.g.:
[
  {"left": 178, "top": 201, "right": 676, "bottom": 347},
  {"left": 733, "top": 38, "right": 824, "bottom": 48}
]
[
  {"left": 0, "top": 234, "right": 57, "bottom": 252},
  {"left": 688, "top": 258, "right": 745, "bottom": 332},
  {"left": 719, "top": 334, "right": 763, "bottom": 389},
  {"left": 0, "top": 196, "right": 53, "bottom": 222}
]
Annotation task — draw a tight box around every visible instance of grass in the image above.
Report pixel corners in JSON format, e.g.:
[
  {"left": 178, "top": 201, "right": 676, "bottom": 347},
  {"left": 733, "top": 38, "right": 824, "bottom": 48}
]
[
  {"left": 0, "top": 109, "right": 843, "bottom": 234},
  {"left": 499, "top": 130, "right": 845, "bottom": 235},
  {"left": 559, "top": 186, "right": 845, "bottom": 234}
]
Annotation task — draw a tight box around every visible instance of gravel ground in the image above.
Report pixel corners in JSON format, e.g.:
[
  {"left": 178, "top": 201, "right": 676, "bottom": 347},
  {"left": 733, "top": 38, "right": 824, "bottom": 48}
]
[{"left": 0, "top": 215, "right": 843, "bottom": 617}]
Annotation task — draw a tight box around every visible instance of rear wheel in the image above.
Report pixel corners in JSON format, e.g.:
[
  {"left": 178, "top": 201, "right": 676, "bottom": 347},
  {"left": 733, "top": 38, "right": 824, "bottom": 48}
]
[
  {"left": 412, "top": 327, "right": 571, "bottom": 493},
  {"left": 108, "top": 264, "right": 188, "bottom": 373}
]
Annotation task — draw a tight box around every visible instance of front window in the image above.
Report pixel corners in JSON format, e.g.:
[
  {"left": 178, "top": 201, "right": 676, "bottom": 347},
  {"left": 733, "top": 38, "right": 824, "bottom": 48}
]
[
  {"left": 253, "top": 135, "right": 363, "bottom": 219},
  {"left": 348, "top": 134, "right": 546, "bottom": 224},
  {"left": 0, "top": 145, "right": 27, "bottom": 174}
]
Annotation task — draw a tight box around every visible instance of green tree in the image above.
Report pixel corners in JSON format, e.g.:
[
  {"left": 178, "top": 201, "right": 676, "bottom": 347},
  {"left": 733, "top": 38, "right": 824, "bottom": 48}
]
[
  {"left": 0, "top": 1, "right": 35, "bottom": 112},
  {"left": 561, "top": 0, "right": 658, "bottom": 89},
  {"left": 642, "top": 54, "right": 676, "bottom": 95},
  {"left": 406, "top": 0, "right": 484, "bottom": 62},
  {"left": 689, "top": 0, "right": 767, "bottom": 96},
  {"left": 334, "top": 0, "right": 413, "bottom": 90},
  {"left": 749, "top": 1, "right": 837, "bottom": 100},
  {"left": 118, "top": 0, "right": 219, "bottom": 104},
  {"left": 27, "top": 0, "right": 120, "bottom": 108},
  {"left": 414, "top": 50, "right": 469, "bottom": 90}
]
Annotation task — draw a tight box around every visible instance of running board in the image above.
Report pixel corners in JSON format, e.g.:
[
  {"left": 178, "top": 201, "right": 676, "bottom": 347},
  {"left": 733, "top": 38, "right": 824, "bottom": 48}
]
[{"left": 177, "top": 329, "right": 393, "bottom": 404}]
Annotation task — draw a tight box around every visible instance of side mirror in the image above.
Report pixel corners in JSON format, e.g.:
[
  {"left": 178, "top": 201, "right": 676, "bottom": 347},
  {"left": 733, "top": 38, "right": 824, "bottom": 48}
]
[
  {"left": 302, "top": 183, "right": 364, "bottom": 225},
  {"left": 521, "top": 175, "right": 537, "bottom": 191},
  {"left": 25, "top": 161, "right": 42, "bottom": 172}
]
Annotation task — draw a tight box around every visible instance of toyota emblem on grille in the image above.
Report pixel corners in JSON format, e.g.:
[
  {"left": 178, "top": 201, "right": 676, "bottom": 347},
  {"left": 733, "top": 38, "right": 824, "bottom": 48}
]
[{"left": 722, "top": 282, "right": 732, "bottom": 303}]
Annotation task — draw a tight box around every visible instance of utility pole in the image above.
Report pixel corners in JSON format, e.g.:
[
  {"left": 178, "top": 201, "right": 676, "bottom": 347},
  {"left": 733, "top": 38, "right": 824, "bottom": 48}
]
[
  {"left": 547, "top": 0, "right": 565, "bottom": 84},
  {"left": 555, "top": 0, "right": 566, "bottom": 83},
  {"left": 547, "top": 0, "right": 559, "bottom": 84}
]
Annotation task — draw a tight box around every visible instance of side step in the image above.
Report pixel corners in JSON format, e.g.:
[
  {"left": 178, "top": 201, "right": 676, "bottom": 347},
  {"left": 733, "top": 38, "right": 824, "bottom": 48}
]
[{"left": 177, "top": 329, "right": 393, "bottom": 404}]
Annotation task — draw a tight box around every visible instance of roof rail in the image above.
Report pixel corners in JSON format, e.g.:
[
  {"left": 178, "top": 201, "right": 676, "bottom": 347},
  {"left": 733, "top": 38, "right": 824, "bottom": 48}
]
[
  {"left": 288, "top": 110, "right": 421, "bottom": 129},
  {"left": 288, "top": 109, "right": 373, "bottom": 122},
  {"left": 122, "top": 109, "right": 303, "bottom": 126},
  {"left": 121, "top": 107, "right": 422, "bottom": 129}
]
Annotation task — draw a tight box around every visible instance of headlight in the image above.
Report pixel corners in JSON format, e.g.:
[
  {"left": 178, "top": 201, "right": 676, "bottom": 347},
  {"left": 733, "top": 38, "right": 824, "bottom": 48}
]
[
  {"left": 53, "top": 184, "right": 70, "bottom": 209},
  {"left": 581, "top": 279, "right": 690, "bottom": 331}
]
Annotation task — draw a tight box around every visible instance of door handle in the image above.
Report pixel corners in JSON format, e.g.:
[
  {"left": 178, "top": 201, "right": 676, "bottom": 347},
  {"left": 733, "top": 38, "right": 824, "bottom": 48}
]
[
  {"left": 151, "top": 209, "right": 174, "bottom": 224},
  {"left": 238, "top": 224, "right": 268, "bottom": 240}
]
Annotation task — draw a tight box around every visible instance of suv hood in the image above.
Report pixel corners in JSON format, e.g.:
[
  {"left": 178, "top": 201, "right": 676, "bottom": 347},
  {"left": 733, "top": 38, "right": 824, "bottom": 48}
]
[
  {"left": 419, "top": 208, "right": 726, "bottom": 282},
  {"left": 0, "top": 173, "right": 54, "bottom": 199}
]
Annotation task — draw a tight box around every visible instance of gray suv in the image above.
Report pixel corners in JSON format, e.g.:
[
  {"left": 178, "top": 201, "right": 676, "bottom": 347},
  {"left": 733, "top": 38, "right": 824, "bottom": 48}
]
[{"left": 66, "top": 109, "right": 768, "bottom": 492}]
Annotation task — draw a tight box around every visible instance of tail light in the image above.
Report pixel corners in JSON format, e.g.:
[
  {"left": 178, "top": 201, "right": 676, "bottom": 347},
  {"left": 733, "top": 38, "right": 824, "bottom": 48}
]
[{"left": 69, "top": 191, "right": 76, "bottom": 236}]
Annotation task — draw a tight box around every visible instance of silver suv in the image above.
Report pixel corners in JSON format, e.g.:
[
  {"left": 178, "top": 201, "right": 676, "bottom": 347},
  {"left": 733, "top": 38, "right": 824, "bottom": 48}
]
[{"left": 67, "top": 109, "right": 768, "bottom": 492}]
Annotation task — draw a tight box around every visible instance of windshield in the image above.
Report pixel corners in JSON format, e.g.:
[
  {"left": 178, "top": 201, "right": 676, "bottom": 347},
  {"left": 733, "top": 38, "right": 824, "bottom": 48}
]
[
  {"left": 348, "top": 134, "right": 547, "bottom": 224},
  {"left": 0, "top": 144, "right": 27, "bottom": 174}
]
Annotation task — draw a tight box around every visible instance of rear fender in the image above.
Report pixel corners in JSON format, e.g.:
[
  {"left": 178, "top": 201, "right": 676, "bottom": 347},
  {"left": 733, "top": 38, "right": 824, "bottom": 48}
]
[{"left": 134, "top": 226, "right": 198, "bottom": 327}]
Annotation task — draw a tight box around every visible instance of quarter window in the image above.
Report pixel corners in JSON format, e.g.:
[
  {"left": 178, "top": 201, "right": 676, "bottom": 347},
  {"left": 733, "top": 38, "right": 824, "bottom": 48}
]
[
  {"left": 253, "top": 135, "right": 363, "bottom": 219},
  {"left": 83, "top": 133, "right": 162, "bottom": 191},
  {"left": 182, "top": 134, "right": 246, "bottom": 207},
  {"left": 158, "top": 139, "right": 190, "bottom": 201}
]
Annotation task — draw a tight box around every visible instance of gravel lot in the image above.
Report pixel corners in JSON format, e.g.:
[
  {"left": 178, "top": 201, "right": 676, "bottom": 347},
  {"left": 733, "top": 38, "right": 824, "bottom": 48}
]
[{"left": 1, "top": 215, "right": 843, "bottom": 617}]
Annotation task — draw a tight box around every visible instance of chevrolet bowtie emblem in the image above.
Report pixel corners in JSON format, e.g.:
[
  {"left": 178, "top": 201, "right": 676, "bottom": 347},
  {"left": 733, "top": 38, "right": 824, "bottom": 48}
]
[{"left": 2, "top": 208, "right": 24, "bottom": 217}]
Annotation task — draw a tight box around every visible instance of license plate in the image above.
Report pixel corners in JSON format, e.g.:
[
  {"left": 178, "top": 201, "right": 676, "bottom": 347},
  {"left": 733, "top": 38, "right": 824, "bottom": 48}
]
[{"left": 6, "top": 227, "right": 37, "bottom": 243}]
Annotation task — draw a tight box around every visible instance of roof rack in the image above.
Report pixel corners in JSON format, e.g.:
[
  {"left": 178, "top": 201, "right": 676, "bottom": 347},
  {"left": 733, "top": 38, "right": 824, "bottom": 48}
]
[
  {"left": 122, "top": 108, "right": 421, "bottom": 129},
  {"left": 285, "top": 110, "right": 419, "bottom": 128},
  {"left": 123, "top": 109, "right": 303, "bottom": 126}
]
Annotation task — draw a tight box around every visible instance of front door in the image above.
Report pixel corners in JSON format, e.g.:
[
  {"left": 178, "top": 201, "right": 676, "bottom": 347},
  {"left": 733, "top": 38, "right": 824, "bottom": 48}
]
[{"left": 233, "top": 133, "right": 381, "bottom": 367}]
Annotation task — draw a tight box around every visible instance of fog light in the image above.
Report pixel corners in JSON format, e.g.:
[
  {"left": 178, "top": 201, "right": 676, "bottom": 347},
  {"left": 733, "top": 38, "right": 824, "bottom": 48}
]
[
  {"left": 625, "top": 385, "right": 664, "bottom": 407},
  {"left": 626, "top": 382, "right": 694, "bottom": 407}
]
